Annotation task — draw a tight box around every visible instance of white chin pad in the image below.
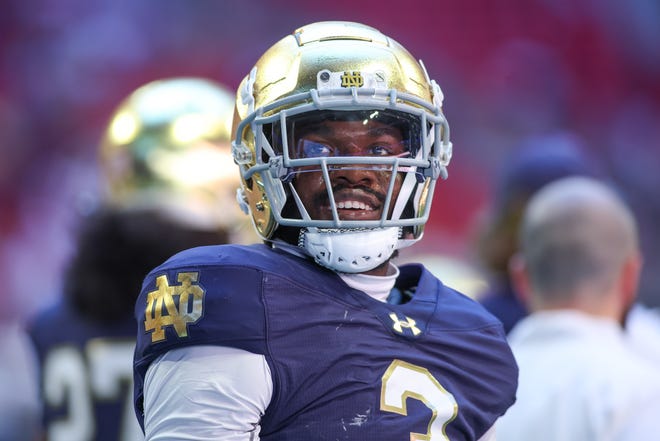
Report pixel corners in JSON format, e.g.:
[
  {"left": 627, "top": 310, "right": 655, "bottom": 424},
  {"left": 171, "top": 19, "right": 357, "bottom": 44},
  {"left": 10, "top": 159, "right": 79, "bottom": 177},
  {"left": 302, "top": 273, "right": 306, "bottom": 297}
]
[{"left": 302, "top": 227, "right": 400, "bottom": 273}]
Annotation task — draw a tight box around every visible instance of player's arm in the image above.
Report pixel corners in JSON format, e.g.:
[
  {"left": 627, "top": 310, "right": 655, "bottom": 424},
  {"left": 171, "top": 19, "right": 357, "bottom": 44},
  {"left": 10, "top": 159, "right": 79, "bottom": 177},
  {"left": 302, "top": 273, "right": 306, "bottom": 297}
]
[{"left": 142, "top": 345, "right": 272, "bottom": 440}]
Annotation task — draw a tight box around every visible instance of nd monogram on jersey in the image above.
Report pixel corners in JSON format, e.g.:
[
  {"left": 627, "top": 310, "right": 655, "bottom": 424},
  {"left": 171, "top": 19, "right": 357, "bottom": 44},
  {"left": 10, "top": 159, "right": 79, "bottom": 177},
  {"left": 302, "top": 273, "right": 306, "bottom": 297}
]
[
  {"left": 144, "top": 272, "right": 204, "bottom": 342},
  {"left": 133, "top": 243, "right": 518, "bottom": 440}
]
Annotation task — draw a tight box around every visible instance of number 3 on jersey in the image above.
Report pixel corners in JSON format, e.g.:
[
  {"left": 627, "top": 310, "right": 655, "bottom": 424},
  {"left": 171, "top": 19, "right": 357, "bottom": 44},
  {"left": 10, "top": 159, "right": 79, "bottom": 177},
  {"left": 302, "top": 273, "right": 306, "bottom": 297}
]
[
  {"left": 381, "top": 360, "right": 458, "bottom": 441},
  {"left": 144, "top": 271, "right": 205, "bottom": 343}
]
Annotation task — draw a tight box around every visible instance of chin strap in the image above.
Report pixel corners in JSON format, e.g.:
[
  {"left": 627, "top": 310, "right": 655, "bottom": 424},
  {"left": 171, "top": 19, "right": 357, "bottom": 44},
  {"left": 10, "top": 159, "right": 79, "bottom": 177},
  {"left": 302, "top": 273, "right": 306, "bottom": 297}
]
[{"left": 300, "top": 227, "right": 400, "bottom": 273}]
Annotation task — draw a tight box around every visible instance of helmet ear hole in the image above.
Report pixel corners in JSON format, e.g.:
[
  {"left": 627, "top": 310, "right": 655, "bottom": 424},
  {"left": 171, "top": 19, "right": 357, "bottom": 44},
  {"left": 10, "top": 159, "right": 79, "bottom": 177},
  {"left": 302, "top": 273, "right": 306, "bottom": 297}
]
[{"left": 244, "top": 176, "right": 255, "bottom": 191}]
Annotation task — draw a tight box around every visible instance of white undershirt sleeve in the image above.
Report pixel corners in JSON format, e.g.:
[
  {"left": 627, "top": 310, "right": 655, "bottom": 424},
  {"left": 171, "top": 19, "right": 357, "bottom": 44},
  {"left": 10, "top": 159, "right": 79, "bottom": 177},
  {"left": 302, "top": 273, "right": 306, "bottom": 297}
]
[
  {"left": 143, "top": 345, "right": 273, "bottom": 441},
  {"left": 478, "top": 424, "right": 497, "bottom": 441}
]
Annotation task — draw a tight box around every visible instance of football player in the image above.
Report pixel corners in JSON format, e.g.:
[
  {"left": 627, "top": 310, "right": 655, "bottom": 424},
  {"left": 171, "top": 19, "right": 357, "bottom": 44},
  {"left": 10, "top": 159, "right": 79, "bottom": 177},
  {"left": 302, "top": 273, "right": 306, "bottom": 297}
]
[
  {"left": 28, "top": 77, "right": 246, "bottom": 441},
  {"left": 133, "top": 21, "right": 518, "bottom": 440}
]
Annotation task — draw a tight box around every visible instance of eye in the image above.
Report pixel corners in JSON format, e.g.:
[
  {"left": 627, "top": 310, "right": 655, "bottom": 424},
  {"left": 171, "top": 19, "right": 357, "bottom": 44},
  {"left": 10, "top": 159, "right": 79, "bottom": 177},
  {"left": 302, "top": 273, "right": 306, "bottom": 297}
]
[
  {"left": 367, "top": 141, "right": 410, "bottom": 157},
  {"left": 369, "top": 145, "right": 393, "bottom": 156},
  {"left": 297, "top": 139, "right": 332, "bottom": 158}
]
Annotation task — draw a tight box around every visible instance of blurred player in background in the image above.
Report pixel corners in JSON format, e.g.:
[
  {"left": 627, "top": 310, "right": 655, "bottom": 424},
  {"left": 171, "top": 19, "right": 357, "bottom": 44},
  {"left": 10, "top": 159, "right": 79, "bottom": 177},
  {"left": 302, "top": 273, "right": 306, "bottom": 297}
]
[
  {"left": 28, "top": 77, "right": 251, "bottom": 441},
  {"left": 474, "top": 133, "right": 600, "bottom": 333}
]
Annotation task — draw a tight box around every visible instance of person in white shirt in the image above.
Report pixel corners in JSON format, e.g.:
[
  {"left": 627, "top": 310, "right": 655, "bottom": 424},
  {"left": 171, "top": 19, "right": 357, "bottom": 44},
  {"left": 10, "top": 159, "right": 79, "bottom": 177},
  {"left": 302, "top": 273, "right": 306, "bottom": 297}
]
[
  {"left": 626, "top": 302, "right": 660, "bottom": 365},
  {"left": 497, "top": 176, "right": 660, "bottom": 441}
]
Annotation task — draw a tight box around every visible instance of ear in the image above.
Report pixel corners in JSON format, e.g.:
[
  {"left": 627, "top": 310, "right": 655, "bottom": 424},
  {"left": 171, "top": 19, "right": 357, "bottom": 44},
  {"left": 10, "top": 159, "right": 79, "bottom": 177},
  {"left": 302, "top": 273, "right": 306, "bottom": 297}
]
[
  {"left": 620, "top": 251, "right": 643, "bottom": 309},
  {"left": 508, "top": 252, "right": 532, "bottom": 308}
]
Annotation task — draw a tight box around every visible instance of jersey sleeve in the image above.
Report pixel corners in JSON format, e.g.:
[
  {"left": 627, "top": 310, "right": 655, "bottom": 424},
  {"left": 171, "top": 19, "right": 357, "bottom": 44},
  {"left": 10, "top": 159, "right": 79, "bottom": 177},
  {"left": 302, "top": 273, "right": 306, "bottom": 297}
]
[
  {"left": 135, "top": 262, "right": 268, "bottom": 352},
  {"left": 133, "top": 250, "right": 269, "bottom": 429}
]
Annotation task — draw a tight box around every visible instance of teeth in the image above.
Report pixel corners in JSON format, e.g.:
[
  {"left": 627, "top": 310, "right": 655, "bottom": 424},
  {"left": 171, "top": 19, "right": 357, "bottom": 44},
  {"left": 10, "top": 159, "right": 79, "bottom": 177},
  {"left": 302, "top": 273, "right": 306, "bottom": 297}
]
[{"left": 336, "top": 201, "right": 373, "bottom": 210}]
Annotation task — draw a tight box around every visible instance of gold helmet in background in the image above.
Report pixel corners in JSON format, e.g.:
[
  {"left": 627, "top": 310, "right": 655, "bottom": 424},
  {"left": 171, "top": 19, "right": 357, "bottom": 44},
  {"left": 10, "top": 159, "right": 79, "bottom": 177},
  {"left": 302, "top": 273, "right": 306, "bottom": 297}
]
[
  {"left": 100, "top": 77, "right": 255, "bottom": 243},
  {"left": 232, "top": 21, "right": 452, "bottom": 272}
]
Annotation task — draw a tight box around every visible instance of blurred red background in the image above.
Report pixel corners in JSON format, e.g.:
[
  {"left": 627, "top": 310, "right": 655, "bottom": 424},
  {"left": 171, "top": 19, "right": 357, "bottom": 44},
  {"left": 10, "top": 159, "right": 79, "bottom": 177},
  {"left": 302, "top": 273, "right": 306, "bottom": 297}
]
[{"left": 2, "top": 0, "right": 659, "bottom": 319}]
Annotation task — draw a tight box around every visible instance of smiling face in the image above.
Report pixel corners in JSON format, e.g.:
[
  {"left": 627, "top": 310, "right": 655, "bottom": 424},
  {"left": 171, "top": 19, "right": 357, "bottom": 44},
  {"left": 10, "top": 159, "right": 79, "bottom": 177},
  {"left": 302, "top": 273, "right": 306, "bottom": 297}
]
[{"left": 290, "top": 119, "right": 406, "bottom": 222}]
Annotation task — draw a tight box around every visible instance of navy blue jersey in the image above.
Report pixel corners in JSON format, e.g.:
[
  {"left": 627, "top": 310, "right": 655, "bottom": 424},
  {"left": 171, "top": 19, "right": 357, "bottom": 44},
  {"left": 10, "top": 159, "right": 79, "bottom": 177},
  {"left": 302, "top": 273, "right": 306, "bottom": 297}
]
[
  {"left": 29, "top": 301, "right": 141, "bottom": 441},
  {"left": 134, "top": 244, "right": 518, "bottom": 440}
]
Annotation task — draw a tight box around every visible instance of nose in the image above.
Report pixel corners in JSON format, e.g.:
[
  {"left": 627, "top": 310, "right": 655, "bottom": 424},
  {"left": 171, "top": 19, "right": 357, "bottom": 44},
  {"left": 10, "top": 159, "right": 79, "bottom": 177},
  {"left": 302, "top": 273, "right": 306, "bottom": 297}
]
[{"left": 329, "top": 165, "right": 377, "bottom": 187}]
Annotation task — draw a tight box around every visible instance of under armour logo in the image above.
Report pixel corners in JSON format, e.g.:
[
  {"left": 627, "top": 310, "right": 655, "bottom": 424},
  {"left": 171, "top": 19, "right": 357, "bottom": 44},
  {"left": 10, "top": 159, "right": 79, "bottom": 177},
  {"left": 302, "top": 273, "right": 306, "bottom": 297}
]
[
  {"left": 389, "top": 312, "right": 421, "bottom": 336},
  {"left": 341, "top": 71, "right": 364, "bottom": 88}
]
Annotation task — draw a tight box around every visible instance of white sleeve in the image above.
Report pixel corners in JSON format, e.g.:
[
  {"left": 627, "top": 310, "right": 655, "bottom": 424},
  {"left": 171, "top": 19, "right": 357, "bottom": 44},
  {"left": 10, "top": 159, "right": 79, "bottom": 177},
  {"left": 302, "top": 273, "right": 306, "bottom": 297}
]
[
  {"left": 0, "top": 324, "right": 41, "bottom": 441},
  {"left": 143, "top": 345, "right": 273, "bottom": 441},
  {"left": 477, "top": 424, "right": 497, "bottom": 441}
]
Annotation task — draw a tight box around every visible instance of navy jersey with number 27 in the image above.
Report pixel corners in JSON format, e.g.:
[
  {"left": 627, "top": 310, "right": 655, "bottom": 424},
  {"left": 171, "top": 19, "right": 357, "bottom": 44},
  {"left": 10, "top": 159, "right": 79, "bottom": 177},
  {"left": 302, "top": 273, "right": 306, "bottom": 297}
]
[{"left": 133, "top": 243, "right": 518, "bottom": 440}]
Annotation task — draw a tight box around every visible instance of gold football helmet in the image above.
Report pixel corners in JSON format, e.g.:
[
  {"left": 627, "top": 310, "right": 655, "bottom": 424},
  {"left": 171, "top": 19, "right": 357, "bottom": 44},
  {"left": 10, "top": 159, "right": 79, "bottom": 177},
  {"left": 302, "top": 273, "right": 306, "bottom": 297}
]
[
  {"left": 100, "top": 77, "right": 254, "bottom": 242},
  {"left": 232, "top": 21, "right": 453, "bottom": 271}
]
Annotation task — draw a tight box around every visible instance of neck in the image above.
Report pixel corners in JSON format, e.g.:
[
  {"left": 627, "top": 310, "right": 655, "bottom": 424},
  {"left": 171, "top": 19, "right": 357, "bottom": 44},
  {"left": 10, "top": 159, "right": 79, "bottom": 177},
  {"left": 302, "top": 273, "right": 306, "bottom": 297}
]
[
  {"left": 532, "top": 290, "right": 625, "bottom": 325},
  {"left": 361, "top": 259, "right": 394, "bottom": 276},
  {"left": 339, "top": 264, "right": 400, "bottom": 302}
]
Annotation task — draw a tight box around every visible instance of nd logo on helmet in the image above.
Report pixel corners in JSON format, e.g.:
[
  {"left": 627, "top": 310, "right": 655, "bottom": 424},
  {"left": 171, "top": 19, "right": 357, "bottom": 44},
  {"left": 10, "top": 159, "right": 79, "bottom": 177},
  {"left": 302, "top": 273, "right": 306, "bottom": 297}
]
[{"left": 341, "top": 71, "right": 364, "bottom": 88}]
